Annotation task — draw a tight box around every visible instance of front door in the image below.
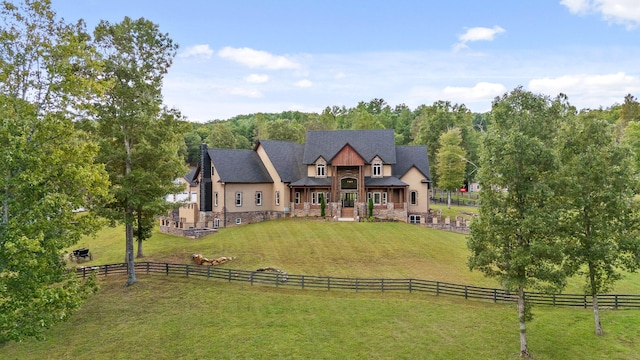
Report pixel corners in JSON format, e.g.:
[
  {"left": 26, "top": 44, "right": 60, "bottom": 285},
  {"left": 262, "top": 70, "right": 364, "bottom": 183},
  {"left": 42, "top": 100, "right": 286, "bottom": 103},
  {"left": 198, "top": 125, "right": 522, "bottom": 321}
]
[{"left": 341, "top": 192, "right": 356, "bottom": 207}]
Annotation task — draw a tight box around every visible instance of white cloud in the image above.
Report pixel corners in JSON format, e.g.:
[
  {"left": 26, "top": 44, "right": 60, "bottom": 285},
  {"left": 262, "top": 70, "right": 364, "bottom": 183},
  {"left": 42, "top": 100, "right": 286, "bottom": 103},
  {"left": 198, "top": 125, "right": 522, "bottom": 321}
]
[
  {"left": 218, "top": 47, "right": 301, "bottom": 69},
  {"left": 225, "top": 87, "right": 264, "bottom": 98},
  {"left": 443, "top": 82, "right": 507, "bottom": 101},
  {"left": 561, "top": 0, "right": 640, "bottom": 28},
  {"left": 245, "top": 74, "right": 269, "bottom": 83},
  {"left": 455, "top": 26, "right": 506, "bottom": 50},
  {"left": 179, "top": 44, "right": 214, "bottom": 59},
  {"left": 294, "top": 79, "right": 313, "bottom": 88},
  {"left": 529, "top": 72, "right": 640, "bottom": 108}
]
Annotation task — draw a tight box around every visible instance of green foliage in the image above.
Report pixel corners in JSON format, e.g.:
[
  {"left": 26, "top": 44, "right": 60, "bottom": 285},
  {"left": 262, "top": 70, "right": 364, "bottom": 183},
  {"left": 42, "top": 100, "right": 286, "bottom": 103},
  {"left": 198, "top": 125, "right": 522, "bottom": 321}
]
[
  {"left": 435, "top": 128, "right": 466, "bottom": 192},
  {"left": 0, "top": 0, "right": 109, "bottom": 343},
  {"left": 320, "top": 193, "right": 326, "bottom": 217},
  {"left": 93, "top": 16, "right": 186, "bottom": 283},
  {"left": 368, "top": 197, "right": 374, "bottom": 218},
  {"left": 558, "top": 112, "right": 640, "bottom": 335}
]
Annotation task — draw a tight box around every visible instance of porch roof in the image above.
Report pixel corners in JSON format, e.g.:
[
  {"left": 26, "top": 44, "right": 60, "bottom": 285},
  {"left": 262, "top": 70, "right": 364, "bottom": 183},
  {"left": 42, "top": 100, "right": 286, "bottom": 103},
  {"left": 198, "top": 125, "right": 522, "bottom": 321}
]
[
  {"left": 365, "top": 176, "right": 408, "bottom": 187},
  {"left": 289, "top": 177, "right": 332, "bottom": 187}
]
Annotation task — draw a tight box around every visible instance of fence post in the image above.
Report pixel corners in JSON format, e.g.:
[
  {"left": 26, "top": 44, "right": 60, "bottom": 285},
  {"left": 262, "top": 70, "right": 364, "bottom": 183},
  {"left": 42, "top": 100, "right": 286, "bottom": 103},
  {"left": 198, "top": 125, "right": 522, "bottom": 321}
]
[
  {"left": 584, "top": 295, "right": 587, "bottom": 309},
  {"left": 250, "top": 272, "right": 254, "bottom": 285},
  {"left": 553, "top": 294, "right": 556, "bottom": 306},
  {"left": 207, "top": 266, "right": 211, "bottom": 278},
  {"left": 186, "top": 264, "right": 189, "bottom": 277},
  {"left": 615, "top": 295, "right": 619, "bottom": 309},
  {"left": 327, "top": 277, "right": 330, "bottom": 291},
  {"left": 165, "top": 263, "right": 169, "bottom": 275},
  {"left": 436, "top": 282, "right": 440, "bottom": 296},
  {"left": 381, "top": 279, "right": 384, "bottom": 292},
  {"left": 276, "top": 273, "right": 280, "bottom": 287},
  {"left": 82, "top": 267, "right": 86, "bottom": 279},
  {"left": 228, "top": 269, "right": 232, "bottom": 282},
  {"left": 464, "top": 286, "right": 468, "bottom": 299},
  {"left": 146, "top": 262, "right": 150, "bottom": 274},
  {"left": 355, "top": 278, "right": 359, "bottom": 292},
  {"left": 409, "top": 279, "right": 412, "bottom": 293},
  {"left": 493, "top": 289, "right": 497, "bottom": 303},
  {"left": 104, "top": 264, "right": 108, "bottom": 276},
  {"left": 301, "top": 275, "right": 305, "bottom": 289}
]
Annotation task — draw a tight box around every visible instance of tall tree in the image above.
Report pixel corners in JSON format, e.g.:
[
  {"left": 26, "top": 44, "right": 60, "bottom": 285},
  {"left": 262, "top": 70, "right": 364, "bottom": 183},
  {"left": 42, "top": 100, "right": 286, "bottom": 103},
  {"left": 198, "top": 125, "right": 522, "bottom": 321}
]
[
  {"left": 206, "top": 122, "right": 237, "bottom": 148},
  {"left": 467, "top": 88, "right": 569, "bottom": 358},
  {"left": 615, "top": 94, "right": 640, "bottom": 141},
  {"left": 411, "top": 101, "right": 473, "bottom": 185},
  {"left": 560, "top": 114, "right": 640, "bottom": 335},
  {"left": 93, "top": 17, "right": 186, "bottom": 285},
  {"left": 435, "top": 128, "right": 466, "bottom": 208},
  {"left": 0, "top": 0, "right": 109, "bottom": 342}
]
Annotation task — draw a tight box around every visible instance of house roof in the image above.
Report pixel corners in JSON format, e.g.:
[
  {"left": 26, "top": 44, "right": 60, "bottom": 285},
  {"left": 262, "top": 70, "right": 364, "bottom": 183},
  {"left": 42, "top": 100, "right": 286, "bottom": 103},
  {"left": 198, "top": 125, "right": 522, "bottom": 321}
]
[
  {"left": 303, "top": 130, "right": 397, "bottom": 164},
  {"left": 393, "top": 146, "right": 431, "bottom": 181},
  {"left": 289, "top": 177, "right": 332, "bottom": 187},
  {"left": 364, "top": 176, "right": 408, "bottom": 187},
  {"left": 257, "top": 140, "right": 306, "bottom": 183},
  {"left": 208, "top": 148, "right": 273, "bottom": 183},
  {"left": 183, "top": 167, "right": 198, "bottom": 185}
]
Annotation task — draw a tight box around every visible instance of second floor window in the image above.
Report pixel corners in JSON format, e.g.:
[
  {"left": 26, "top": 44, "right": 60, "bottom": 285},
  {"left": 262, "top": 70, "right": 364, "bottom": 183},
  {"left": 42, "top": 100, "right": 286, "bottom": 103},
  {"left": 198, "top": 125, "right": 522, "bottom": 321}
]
[
  {"left": 214, "top": 192, "right": 218, "bottom": 207},
  {"left": 275, "top": 191, "right": 280, "bottom": 205},
  {"left": 409, "top": 190, "right": 418, "bottom": 205},
  {"left": 235, "top": 192, "right": 242, "bottom": 207},
  {"left": 372, "top": 163, "right": 382, "bottom": 177},
  {"left": 316, "top": 163, "right": 326, "bottom": 177}
]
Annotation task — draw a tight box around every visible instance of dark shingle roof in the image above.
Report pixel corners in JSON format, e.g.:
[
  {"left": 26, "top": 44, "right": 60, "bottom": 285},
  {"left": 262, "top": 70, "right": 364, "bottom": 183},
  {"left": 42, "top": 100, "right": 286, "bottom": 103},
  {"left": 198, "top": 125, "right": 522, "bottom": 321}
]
[
  {"left": 208, "top": 148, "right": 273, "bottom": 183},
  {"left": 258, "top": 140, "right": 306, "bottom": 183},
  {"left": 289, "top": 177, "right": 332, "bottom": 187},
  {"left": 364, "top": 176, "right": 408, "bottom": 187},
  {"left": 183, "top": 167, "right": 198, "bottom": 185},
  {"left": 303, "top": 130, "right": 397, "bottom": 164},
  {"left": 393, "top": 146, "right": 431, "bottom": 180}
]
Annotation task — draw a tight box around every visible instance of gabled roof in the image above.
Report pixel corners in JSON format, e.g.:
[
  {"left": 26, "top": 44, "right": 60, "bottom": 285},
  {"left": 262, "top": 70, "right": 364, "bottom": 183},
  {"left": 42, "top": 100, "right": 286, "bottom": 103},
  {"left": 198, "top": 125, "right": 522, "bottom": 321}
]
[
  {"left": 257, "top": 140, "right": 306, "bottom": 183},
  {"left": 208, "top": 148, "right": 273, "bottom": 183},
  {"left": 303, "top": 130, "right": 397, "bottom": 164},
  {"left": 393, "top": 146, "right": 431, "bottom": 181},
  {"left": 289, "top": 177, "right": 332, "bottom": 187},
  {"left": 183, "top": 167, "right": 198, "bottom": 185}
]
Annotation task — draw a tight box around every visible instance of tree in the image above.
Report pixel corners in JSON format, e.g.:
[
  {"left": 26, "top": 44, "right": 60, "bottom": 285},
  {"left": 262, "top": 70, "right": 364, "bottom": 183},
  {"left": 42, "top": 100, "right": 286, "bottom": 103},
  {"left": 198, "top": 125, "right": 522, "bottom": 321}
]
[
  {"left": 467, "top": 88, "right": 569, "bottom": 358},
  {"left": 264, "top": 119, "right": 306, "bottom": 142},
  {"left": 206, "top": 122, "right": 236, "bottom": 148},
  {"left": 0, "top": 0, "right": 109, "bottom": 342},
  {"left": 559, "top": 114, "right": 640, "bottom": 335},
  {"left": 435, "top": 128, "right": 466, "bottom": 208},
  {"left": 615, "top": 94, "right": 639, "bottom": 141},
  {"left": 320, "top": 193, "right": 326, "bottom": 217},
  {"left": 93, "top": 17, "right": 186, "bottom": 285}
]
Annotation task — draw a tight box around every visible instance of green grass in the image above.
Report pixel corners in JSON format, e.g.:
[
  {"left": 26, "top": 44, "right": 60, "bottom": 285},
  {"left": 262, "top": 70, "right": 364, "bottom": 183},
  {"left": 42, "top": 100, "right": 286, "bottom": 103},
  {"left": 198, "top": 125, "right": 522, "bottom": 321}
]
[
  {"left": 1, "top": 275, "right": 639, "bottom": 360},
  {"left": 2, "top": 219, "right": 639, "bottom": 359}
]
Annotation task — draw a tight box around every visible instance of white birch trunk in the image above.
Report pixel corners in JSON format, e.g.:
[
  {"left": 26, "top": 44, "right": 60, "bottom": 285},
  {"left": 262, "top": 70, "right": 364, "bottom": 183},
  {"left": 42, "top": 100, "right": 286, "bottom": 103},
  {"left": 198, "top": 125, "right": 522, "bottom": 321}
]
[
  {"left": 518, "top": 287, "right": 531, "bottom": 358},
  {"left": 593, "top": 294, "right": 603, "bottom": 335}
]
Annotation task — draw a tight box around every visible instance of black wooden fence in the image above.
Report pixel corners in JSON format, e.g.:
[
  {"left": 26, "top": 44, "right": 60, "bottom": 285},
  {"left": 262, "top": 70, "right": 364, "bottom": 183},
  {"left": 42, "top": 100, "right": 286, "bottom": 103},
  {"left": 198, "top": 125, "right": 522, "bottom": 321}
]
[{"left": 75, "top": 262, "right": 640, "bottom": 309}]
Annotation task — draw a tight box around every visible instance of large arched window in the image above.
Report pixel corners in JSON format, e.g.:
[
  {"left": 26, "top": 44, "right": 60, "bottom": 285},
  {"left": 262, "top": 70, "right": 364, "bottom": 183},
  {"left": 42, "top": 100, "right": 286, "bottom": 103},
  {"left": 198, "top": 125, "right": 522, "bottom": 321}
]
[{"left": 341, "top": 177, "right": 358, "bottom": 189}]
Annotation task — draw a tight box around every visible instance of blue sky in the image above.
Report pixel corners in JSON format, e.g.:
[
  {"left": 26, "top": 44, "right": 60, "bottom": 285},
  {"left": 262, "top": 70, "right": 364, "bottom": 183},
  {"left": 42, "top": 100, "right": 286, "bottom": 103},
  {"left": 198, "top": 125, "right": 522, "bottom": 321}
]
[{"left": 54, "top": 0, "right": 640, "bottom": 122}]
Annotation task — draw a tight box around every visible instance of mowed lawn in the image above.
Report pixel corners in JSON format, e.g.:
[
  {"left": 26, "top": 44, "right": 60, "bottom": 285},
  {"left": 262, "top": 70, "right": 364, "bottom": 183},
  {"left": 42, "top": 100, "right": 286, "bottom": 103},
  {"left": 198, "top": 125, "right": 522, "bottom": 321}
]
[{"left": 2, "top": 219, "right": 640, "bottom": 359}]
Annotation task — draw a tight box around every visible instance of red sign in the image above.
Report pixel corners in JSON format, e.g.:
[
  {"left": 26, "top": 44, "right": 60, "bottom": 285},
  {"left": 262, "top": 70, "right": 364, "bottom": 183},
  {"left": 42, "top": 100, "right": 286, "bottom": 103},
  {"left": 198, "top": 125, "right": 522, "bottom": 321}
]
[{"left": 460, "top": 188, "right": 467, "bottom": 192}]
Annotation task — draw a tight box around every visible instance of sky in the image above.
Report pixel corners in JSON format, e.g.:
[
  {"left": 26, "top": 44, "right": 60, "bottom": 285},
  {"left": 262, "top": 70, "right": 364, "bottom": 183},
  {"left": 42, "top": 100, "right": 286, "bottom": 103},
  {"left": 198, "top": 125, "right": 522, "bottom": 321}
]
[{"left": 53, "top": 0, "right": 640, "bottom": 122}]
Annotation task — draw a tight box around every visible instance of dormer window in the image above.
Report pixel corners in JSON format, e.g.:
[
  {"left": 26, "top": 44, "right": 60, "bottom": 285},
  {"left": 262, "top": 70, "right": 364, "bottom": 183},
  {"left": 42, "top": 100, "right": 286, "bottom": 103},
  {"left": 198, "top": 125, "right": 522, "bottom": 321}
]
[
  {"left": 372, "top": 158, "right": 383, "bottom": 178},
  {"left": 315, "top": 157, "right": 327, "bottom": 178}
]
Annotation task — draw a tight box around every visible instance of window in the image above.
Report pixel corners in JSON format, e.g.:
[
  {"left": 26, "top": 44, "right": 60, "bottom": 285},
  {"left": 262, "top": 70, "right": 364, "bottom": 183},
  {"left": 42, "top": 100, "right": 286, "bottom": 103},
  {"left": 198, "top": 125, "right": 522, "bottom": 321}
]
[
  {"left": 255, "top": 191, "right": 262, "bottom": 206},
  {"left": 235, "top": 192, "right": 242, "bottom": 207},
  {"left": 372, "top": 163, "right": 382, "bottom": 177},
  {"left": 409, "top": 215, "right": 421, "bottom": 224},
  {"left": 295, "top": 192, "right": 301, "bottom": 204},
  {"left": 214, "top": 192, "right": 218, "bottom": 207},
  {"left": 275, "top": 191, "right": 280, "bottom": 205},
  {"left": 316, "top": 163, "right": 326, "bottom": 177},
  {"left": 311, "top": 192, "right": 317, "bottom": 205},
  {"left": 211, "top": 165, "right": 215, "bottom": 176},
  {"left": 213, "top": 218, "right": 220, "bottom": 228},
  {"left": 382, "top": 192, "right": 387, "bottom": 205},
  {"left": 373, "top": 192, "right": 381, "bottom": 205},
  {"left": 235, "top": 218, "right": 242, "bottom": 225},
  {"left": 410, "top": 190, "right": 418, "bottom": 205}
]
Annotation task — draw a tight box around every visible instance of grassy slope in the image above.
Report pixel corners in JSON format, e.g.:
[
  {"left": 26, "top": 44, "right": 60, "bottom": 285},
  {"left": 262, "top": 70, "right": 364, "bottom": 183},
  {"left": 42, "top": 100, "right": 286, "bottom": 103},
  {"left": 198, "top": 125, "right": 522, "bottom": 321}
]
[{"left": 2, "top": 219, "right": 639, "bottom": 359}]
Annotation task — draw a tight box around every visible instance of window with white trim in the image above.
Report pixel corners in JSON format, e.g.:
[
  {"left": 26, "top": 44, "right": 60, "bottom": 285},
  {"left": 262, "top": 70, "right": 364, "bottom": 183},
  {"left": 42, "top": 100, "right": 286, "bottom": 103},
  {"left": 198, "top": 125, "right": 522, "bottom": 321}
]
[
  {"left": 255, "top": 191, "right": 262, "bottom": 206},
  {"left": 410, "top": 190, "right": 418, "bottom": 205},
  {"left": 235, "top": 192, "right": 242, "bottom": 207},
  {"left": 409, "top": 215, "right": 421, "bottom": 224},
  {"left": 373, "top": 192, "right": 381, "bottom": 205},
  {"left": 214, "top": 192, "right": 218, "bottom": 207},
  {"left": 275, "top": 191, "right": 280, "bottom": 205},
  {"left": 382, "top": 192, "right": 387, "bottom": 205},
  {"left": 316, "top": 163, "right": 326, "bottom": 177},
  {"left": 372, "top": 162, "right": 382, "bottom": 177},
  {"left": 235, "top": 218, "right": 242, "bottom": 225},
  {"left": 295, "top": 191, "right": 301, "bottom": 204},
  {"left": 213, "top": 218, "right": 220, "bottom": 228}
]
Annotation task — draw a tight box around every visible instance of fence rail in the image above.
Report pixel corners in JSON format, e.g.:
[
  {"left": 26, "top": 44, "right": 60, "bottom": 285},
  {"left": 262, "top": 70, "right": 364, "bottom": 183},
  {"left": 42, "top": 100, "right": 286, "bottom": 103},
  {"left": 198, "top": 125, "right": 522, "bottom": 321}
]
[{"left": 75, "top": 262, "right": 640, "bottom": 309}]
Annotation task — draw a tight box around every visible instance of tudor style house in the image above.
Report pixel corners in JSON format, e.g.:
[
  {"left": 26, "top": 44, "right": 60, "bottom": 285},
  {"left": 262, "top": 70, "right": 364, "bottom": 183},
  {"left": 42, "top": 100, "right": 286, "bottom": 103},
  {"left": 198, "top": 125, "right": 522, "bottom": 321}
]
[{"left": 162, "top": 129, "right": 431, "bottom": 231}]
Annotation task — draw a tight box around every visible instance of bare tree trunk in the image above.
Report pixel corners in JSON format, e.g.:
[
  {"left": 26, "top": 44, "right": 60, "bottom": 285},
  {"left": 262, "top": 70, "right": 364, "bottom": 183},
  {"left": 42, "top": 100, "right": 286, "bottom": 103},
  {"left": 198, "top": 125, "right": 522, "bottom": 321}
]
[
  {"left": 593, "top": 295, "right": 603, "bottom": 335},
  {"left": 125, "top": 218, "right": 136, "bottom": 286},
  {"left": 518, "top": 287, "right": 531, "bottom": 358},
  {"left": 136, "top": 211, "right": 144, "bottom": 258},
  {"left": 447, "top": 190, "right": 451, "bottom": 209}
]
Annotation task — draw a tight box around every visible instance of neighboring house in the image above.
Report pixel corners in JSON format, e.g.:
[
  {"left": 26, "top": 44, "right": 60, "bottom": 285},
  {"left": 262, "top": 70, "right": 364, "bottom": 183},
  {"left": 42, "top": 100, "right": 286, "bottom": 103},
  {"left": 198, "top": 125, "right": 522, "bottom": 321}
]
[{"left": 167, "top": 129, "right": 431, "bottom": 229}]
